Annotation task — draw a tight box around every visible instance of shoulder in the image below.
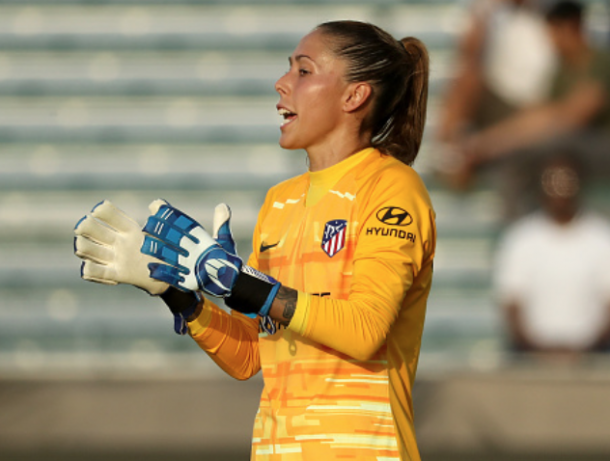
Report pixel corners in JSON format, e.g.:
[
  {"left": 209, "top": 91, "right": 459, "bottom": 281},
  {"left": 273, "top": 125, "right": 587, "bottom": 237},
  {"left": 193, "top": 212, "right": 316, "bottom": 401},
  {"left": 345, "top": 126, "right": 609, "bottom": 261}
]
[
  {"left": 500, "top": 212, "right": 548, "bottom": 246},
  {"left": 264, "top": 172, "right": 308, "bottom": 202},
  {"left": 579, "top": 211, "right": 610, "bottom": 238},
  {"left": 354, "top": 152, "right": 436, "bottom": 254},
  {"left": 362, "top": 151, "right": 423, "bottom": 181},
  {"left": 355, "top": 151, "right": 432, "bottom": 207}
]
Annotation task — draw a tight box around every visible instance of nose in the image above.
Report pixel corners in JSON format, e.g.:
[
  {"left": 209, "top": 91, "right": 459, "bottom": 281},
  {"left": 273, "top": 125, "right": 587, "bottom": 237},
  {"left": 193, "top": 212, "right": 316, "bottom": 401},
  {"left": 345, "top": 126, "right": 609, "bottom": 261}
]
[{"left": 275, "top": 72, "right": 289, "bottom": 95}]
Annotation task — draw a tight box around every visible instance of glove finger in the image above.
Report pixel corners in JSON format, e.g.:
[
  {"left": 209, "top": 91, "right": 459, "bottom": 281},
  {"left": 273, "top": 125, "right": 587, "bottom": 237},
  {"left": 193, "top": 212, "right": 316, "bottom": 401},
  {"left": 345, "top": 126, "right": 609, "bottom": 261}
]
[
  {"left": 148, "top": 262, "right": 185, "bottom": 288},
  {"left": 80, "top": 260, "right": 118, "bottom": 286},
  {"left": 74, "top": 214, "right": 117, "bottom": 246},
  {"left": 141, "top": 235, "right": 188, "bottom": 271},
  {"left": 74, "top": 235, "right": 113, "bottom": 264},
  {"left": 91, "top": 200, "right": 139, "bottom": 234},
  {"left": 143, "top": 216, "right": 190, "bottom": 249},
  {"left": 212, "top": 203, "right": 236, "bottom": 254},
  {"left": 148, "top": 198, "right": 169, "bottom": 215},
  {"left": 146, "top": 202, "right": 202, "bottom": 240}
]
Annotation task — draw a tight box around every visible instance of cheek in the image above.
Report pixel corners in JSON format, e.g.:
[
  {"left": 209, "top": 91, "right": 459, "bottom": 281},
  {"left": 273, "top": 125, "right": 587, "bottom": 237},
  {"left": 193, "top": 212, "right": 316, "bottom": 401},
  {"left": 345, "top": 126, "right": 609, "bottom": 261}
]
[{"left": 300, "top": 81, "right": 343, "bottom": 120}]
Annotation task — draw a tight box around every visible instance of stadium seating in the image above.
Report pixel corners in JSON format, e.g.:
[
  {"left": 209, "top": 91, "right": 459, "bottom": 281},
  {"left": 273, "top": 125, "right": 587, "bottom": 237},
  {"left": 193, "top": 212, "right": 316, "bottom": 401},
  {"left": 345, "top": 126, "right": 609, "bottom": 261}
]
[{"left": 0, "top": 0, "right": 607, "bottom": 376}]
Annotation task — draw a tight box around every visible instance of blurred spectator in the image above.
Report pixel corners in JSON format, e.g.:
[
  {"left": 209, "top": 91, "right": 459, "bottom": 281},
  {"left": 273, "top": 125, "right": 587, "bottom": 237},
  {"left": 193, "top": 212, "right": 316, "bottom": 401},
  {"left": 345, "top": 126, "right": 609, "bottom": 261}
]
[
  {"left": 440, "top": 0, "right": 610, "bottom": 194},
  {"left": 437, "top": 0, "right": 555, "bottom": 144},
  {"left": 494, "top": 153, "right": 610, "bottom": 355}
]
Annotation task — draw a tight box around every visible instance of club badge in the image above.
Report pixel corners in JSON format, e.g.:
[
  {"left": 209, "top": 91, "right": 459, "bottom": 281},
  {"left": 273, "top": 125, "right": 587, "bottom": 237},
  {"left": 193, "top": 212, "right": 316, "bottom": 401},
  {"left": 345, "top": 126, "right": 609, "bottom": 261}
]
[{"left": 322, "top": 219, "right": 347, "bottom": 258}]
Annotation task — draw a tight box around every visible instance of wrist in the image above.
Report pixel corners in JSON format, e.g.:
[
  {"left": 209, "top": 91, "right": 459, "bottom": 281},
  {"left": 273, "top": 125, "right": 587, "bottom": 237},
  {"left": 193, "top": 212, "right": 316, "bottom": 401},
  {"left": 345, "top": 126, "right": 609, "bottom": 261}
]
[
  {"left": 161, "top": 287, "right": 200, "bottom": 314},
  {"left": 186, "top": 302, "right": 204, "bottom": 322},
  {"left": 187, "top": 297, "right": 215, "bottom": 337},
  {"left": 160, "top": 287, "right": 202, "bottom": 335},
  {"left": 225, "top": 265, "right": 280, "bottom": 316}
]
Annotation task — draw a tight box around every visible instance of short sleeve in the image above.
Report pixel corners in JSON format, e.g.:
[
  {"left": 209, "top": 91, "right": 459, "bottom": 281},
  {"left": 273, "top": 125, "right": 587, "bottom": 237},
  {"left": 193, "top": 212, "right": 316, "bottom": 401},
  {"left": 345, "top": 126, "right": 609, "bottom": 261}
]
[{"left": 494, "top": 225, "right": 530, "bottom": 304}]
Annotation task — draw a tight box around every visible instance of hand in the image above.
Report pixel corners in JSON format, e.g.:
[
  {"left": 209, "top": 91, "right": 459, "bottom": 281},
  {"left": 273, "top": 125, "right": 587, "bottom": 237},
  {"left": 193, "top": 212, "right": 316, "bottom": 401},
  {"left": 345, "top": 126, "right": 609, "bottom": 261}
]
[
  {"left": 141, "top": 200, "right": 280, "bottom": 317},
  {"left": 141, "top": 200, "right": 243, "bottom": 297},
  {"left": 74, "top": 200, "right": 169, "bottom": 295},
  {"left": 212, "top": 202, "right": 238, "bottom": 256},
  {"left": 210, "top": 202, "right": 257, "bottom": 319}
]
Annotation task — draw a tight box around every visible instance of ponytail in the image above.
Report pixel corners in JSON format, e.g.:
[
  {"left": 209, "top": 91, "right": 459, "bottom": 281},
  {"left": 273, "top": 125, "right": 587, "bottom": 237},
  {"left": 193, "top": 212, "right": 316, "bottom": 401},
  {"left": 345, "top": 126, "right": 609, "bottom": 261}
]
[
  {"left": 382, "top": 37, "right": 429, "bottom": 165},
  {"left": 317, "top": 21, "right": 430, "bottom": 166}
]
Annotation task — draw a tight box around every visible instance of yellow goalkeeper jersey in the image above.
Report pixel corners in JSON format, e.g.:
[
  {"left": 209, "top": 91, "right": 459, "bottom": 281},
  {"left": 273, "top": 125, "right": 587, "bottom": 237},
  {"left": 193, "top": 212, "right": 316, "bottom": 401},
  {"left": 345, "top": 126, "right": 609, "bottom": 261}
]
[{"left": 188, "top": 147, "right": 436, "bottom": 461}]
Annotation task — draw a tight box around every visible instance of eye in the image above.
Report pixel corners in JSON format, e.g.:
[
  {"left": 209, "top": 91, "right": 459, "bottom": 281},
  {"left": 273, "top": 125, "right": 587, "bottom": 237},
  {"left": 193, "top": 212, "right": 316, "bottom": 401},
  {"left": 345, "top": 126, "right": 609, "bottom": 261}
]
[{"left": 299, "top": 68, "right": 310, "bottom": 76}]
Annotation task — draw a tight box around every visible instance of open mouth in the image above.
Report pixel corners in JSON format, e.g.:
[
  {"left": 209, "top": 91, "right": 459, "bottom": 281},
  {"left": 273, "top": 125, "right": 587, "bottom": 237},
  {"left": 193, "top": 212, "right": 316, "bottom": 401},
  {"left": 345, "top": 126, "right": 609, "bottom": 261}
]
[{"left": 278, "top": 108, "right": 297, "bottom": 127}]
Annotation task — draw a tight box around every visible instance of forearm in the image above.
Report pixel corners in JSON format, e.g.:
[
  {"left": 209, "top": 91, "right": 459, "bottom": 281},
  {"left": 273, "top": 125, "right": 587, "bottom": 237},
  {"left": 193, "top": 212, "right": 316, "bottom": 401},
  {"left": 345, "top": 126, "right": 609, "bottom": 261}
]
[
  {"left": 189, "top": 298, "right": 261, "bottom": 380},
  {"left": 505, "top": 302, "right": 540, "bottom": 352},
  {"left": 588, "top": 307, "right": 610, "bottom": 352},
  {"left": 268, "top": 286, "right": 298, "bottom": 327},
  {"left": 269, "top": 288, "right": 393, "bottom": 361},
  {"left": 468, "top": 105, "right": 563, "bottom": 163},
  {"left": 469, "top": 83, "right": 606, "bottom": 165},
  {"left": 226, "top": 271, "right": 393, "bottom": 361}
]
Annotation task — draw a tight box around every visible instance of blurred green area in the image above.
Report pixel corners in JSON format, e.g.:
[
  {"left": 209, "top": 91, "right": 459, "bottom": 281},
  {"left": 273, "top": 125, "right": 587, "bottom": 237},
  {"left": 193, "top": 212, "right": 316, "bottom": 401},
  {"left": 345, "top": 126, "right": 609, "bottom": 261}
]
[
  {"left": 0, "top": 0, "right": 504, "bottom": 375},
  {"left": 1, "top": 0, "right": 610, "bottom": 378}
]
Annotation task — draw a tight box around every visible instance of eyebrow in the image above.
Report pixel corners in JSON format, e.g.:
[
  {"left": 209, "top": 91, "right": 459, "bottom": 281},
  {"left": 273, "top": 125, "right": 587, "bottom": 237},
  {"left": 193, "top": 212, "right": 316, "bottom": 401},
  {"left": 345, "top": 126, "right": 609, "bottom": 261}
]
[{"left": 288, "top": 54, "right": 314, "bottom": 65}]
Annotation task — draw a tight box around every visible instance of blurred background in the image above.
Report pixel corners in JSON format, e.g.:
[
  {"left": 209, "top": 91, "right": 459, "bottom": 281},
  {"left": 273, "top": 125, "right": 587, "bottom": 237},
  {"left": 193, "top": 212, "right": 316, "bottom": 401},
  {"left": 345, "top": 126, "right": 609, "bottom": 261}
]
[{"left": 1, "top": 0, "right": 610, "bottom": 460}]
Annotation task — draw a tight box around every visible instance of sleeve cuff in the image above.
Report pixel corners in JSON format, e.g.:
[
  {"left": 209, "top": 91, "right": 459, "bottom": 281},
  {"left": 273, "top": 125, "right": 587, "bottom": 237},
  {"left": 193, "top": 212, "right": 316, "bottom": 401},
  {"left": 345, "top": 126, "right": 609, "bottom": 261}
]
[
  {"left": 188, "top": 297, "right": 215, "bottom": 337},
  {"left": 287, "top": 291, "right": 310, "bottom": 336}
]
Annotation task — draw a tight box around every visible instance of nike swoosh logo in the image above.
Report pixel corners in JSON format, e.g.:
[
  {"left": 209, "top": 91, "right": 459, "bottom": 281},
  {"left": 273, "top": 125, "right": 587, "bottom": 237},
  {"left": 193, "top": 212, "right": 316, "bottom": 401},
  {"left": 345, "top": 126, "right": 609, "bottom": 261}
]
[{"left": 260, "top": 242, "right": 279, "bottom": 253}]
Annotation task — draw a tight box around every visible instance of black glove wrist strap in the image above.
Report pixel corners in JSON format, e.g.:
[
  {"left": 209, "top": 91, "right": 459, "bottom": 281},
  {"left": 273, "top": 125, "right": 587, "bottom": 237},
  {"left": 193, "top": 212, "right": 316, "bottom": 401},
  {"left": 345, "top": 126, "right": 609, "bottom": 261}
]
[
  {"left": 161, "top": 287, "right": 200, "bottom": 315},
  {"left": 225, "top": 269, "right": 278, "bottom": 315},
  {"left": 161, "top": 287, "right": 201, "bottom": 335}
]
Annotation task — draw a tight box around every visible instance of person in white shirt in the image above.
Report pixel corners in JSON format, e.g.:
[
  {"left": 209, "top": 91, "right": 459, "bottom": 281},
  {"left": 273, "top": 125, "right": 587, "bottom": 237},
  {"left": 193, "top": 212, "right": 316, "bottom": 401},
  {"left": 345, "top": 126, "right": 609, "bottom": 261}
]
[{"left": 495, "top": 153, "right": 610, "bottom": 354}]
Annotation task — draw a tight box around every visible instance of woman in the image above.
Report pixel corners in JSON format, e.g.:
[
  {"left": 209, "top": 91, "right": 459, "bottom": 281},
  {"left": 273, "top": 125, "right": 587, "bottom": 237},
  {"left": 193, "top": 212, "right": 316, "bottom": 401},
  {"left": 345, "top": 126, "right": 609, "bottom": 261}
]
[{"left": 75, "top": 20, "right": 435, "bottom": 461}]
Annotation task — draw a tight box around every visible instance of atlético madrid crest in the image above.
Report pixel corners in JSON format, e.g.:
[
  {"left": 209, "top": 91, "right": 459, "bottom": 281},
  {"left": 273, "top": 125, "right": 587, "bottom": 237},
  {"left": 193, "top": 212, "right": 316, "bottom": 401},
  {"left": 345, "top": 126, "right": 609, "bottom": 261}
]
[{"left": 322, "top": 219, "right": 347, "bottom": 257}]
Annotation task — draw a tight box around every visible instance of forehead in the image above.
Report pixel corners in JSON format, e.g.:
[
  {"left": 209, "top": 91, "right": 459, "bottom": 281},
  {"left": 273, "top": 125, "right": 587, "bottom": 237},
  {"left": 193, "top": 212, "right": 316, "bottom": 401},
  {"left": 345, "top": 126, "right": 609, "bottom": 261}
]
[{"left": 292, "top": 29, "right": 334, "bottom": 61}]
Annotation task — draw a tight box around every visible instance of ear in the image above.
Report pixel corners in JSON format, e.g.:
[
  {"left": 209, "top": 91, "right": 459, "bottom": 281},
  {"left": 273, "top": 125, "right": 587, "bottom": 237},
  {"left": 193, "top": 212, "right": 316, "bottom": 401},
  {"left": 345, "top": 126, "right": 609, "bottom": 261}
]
[{"left": 343, "top": 82, "right": 372, "bottom": 113}]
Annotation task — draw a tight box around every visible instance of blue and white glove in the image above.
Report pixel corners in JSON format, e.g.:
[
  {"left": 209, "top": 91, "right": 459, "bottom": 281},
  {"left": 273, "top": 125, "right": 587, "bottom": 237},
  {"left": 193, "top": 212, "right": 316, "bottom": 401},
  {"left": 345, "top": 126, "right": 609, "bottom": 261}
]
[
  {"left": 141, "top": 200, "right": 281, "bottom": 318},
  {"left": 73, "top": 200, "right": 201, "bottom": 336}
]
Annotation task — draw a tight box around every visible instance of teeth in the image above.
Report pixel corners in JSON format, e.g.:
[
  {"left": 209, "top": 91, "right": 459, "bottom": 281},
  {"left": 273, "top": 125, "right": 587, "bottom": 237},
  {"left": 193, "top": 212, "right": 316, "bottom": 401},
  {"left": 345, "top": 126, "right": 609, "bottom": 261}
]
[
  {"left": 277, "top": 108, "right": 295, "bottom": 117},
  {"left": 278, "top": 108, "right": 296, "bottom": 126}
]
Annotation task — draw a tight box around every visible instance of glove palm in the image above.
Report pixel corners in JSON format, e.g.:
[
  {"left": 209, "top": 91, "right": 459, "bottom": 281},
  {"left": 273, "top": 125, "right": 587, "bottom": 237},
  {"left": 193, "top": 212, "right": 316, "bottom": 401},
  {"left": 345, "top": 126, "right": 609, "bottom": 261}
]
[{"left": 74, "top": 200, "right": 169, "bottom": 295}]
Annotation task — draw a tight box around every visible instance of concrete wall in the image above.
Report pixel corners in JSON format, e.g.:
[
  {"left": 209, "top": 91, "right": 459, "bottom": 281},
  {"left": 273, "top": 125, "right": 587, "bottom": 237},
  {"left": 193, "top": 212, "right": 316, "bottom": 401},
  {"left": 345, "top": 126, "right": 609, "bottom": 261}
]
[{"left": 2, "top": 364, "right": 610, "bottom": 460}]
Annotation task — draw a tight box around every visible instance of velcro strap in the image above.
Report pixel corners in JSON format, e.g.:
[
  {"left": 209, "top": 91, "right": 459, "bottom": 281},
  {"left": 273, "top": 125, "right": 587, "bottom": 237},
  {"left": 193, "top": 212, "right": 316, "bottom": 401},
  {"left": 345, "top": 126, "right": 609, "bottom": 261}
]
[{"left": 225, "top": 266, "right": 279, "bottom": 315}]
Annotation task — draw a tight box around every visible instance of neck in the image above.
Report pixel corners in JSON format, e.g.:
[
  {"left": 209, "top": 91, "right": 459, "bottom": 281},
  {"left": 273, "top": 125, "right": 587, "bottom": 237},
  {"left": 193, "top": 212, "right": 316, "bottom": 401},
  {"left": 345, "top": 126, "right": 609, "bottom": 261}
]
[
  {"left": 306, "top": 128, "right": 370, "bottom": 172},
  {"left": 547, "top": 204, "right": 579, "bottom": 225}
]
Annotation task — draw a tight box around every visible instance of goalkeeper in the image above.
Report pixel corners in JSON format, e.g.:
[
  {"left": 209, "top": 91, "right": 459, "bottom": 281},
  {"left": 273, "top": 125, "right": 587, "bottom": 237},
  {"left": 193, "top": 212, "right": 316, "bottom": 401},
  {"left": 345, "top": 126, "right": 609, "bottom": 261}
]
[{"left": 74, "top": 21, "right": 436, "bottom": 461}]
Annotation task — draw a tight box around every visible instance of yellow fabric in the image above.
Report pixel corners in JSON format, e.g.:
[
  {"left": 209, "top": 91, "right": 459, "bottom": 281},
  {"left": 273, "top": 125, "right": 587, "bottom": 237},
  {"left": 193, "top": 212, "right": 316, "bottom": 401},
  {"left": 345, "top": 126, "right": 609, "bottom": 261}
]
[
  {"left": 288, "top": 291, "right": 310, "bottom": 336},
  {"left": 189, "top": 301, "right": 261, "bottom": 381},
  {"left": 306, "top": 147, "right": 374, "bottom": 207},
  {"left": 189, "top": 149, "right": 436, "bottom": 460},
  {"left": 187, "top": 297, "right": 214, "bottom": 337}
]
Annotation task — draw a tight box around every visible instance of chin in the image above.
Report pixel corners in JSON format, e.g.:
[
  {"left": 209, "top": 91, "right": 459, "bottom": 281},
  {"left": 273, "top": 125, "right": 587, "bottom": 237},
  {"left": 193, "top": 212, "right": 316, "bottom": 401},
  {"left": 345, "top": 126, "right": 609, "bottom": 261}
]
[{"left": 278, "top": 135, "right": 303, "bottom": 151}]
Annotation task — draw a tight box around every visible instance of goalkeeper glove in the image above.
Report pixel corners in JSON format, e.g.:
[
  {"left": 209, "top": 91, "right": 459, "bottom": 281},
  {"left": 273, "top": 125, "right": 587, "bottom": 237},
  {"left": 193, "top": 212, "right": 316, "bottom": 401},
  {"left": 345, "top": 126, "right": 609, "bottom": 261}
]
[
  {"left": 141, "top": 200, "right": 280, "bottom": 317},
  {"left": 73, "top": 200, "right": 200, "bottom": 335},
  {"left": 74, "top": 200, "right": 169, "bottom": 295}
]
